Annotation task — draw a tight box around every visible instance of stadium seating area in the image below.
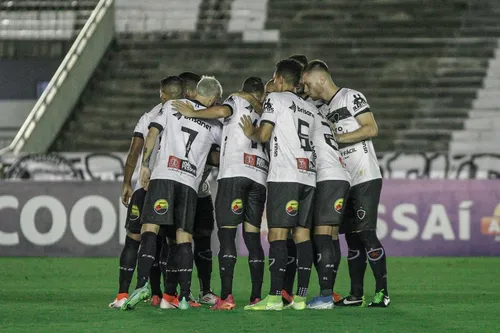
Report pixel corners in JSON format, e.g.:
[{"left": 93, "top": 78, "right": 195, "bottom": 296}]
[{"left": 1, "top": 0, "right": 499, "bottom": 153}]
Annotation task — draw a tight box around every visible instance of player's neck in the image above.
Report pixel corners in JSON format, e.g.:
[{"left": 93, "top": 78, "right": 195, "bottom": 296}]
[{"left": 323, "top": 85, "right": 341, "bottom": 104}]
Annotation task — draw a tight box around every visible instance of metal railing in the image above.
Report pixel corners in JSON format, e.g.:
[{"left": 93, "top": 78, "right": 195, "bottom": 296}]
[{"left": 0, "top": 0, "right": 115, "bottom": 155}]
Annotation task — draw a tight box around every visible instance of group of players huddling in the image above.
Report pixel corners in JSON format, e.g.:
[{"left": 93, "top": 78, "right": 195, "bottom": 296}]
[{"left": 108, "top": 55, "right": 390, "bottom": 311}]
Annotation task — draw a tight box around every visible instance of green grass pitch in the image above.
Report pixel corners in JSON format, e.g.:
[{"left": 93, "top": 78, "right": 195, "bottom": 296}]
[{"left": 0, "top": 257, "right": 498, "bottom": 333}]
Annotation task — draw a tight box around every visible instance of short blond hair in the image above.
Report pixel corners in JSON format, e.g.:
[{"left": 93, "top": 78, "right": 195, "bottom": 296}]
[{"left": 196, "top": 76, "right": 223, "bottom": 98}]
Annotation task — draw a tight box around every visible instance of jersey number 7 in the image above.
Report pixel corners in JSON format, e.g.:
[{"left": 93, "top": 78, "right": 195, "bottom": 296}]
[{"left": 181, "top": 126, "right": 199, "bottom": 158}]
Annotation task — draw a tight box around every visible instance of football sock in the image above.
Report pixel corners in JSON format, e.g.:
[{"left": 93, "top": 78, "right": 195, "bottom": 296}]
[
  {"left": 269, "top": 240, "right": 287, "bottom": 296},
  {"left": 164, "top": 243, "right": 179, "bottom": 296},
  {"left": 345, "top": 232, "right": 367, "bottom": 297},
  {"left": 243, "top": 230, "right": 265, "bottom": 301},
  {"left": 149, "top": 235, "right": 163, "bottom": 297},
  {"left": 118, "top": 235, "right": 140, "bottom": 294},
  {"left": 193, "top": 235, "right": 212, "bottom": 294},
  {"left": 296, "top": 240, "right": 313, "bottom": 298},
  {"left": 159, "top": 237, "right": 169, "bottom": 291},
  {"left": 360, "top": 230, "right": 388, "bottom": 295},
  {"left": 218, "top": 228, "right": 237, "bottom": 300},
  {"left": 283, "top": 236, "right": 297, "bottom": 294},
  {"left": 177, "top": 242, "right": 194, "bottom": 300},
  {"left": 313, "top": 235, "right": 334, "bottom": 296},
  {"left": 332, "top": 238, "right": 341, "bottom": 290},
  {"left": 135, "top": 231, "right": 157, "bottom": 289}
]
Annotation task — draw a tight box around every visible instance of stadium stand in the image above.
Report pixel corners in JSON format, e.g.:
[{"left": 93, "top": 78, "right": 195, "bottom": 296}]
[{"left": 2, "top": 0, "right": 498, "bottom": 153}]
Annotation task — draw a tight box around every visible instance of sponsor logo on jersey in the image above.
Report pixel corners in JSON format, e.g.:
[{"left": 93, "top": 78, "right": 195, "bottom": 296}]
[
  {"left": 481, "top": 203, "right": 500, "bottom": 240},
  {"left": 289, "top": 102, "right": 314, "bottom": 117},
  {"left": 231, "top": 199, "right": 243, "bottom": 215},
  {"left": 341, "top": 147, "right": 357, "bottom": 157},
  {"left": 357, "top": 208, "right": 366, "bottom": 220},
  {"left": 334, "top": 198, "right": 344, "bottom": 214},
  {"left": 296, "top": 158, "right": 311, "bottom": 171},
  {"left": 244, "top": 153, "right": 269, "bottom": 172},
  {"left": 154, "top": 199, "right": 169, "bottom": 215},
  {"left": 285, "top": 200, "right": 299, "bottom": 216},
  {"left": 263, "top": 99, "right": 274, "bottom": 113},
  {"left": 130, "top": 204, "right": 140, "bottom": 220},
  {"left": 352, "top": 94, "right": 368, "bottom": 112},
  {"left": 168, "top": 156, "right": 197, "bottom": 176}
]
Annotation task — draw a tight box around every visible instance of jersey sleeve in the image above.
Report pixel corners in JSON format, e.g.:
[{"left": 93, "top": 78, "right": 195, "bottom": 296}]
[
  {"left": 221, "top": 95, "right": 237, "bottom": 119},
  {"left": 347, "top": 90, "right": 371, "bottom": 117},
  {"left": 132, "top": 114, "right": 148, "bottom": 139},
  {"left": 260, "top": 94, "right": 278, "bottom": 127},
  {"left": 149, "top": 102, "right": 169, "bottom": 132}
]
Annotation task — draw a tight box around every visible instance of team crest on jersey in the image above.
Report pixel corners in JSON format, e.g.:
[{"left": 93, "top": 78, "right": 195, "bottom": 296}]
[
  {"left": 289, "top": 102, "right": 296, "bottom": 112},
  {"left": 352, "top": 94, "right": 367, "bottom": 111},
  {"left": 130, "top": 205, "right": 140, "bottom": 220},
  {"left": 231, "top": 199, "right": 243, "bottom": 215},
  {"left": 263, "top": 99, "right": 274, "bottom": 113},
  {"left": 154, "top": 199, "right": 169, "bottom": 215},
  {"left": 357, "top": 208, "right": 366, "bottom": 220},
  {"left": 285, "top": 200, "right": 299, "bottom": 216},
  {"left": 334, "top": 199, "right": 344, "bottom": 214}
]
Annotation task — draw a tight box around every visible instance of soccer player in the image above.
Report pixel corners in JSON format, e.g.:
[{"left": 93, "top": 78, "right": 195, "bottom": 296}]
[
  {"left": 240, "top": 59, "right": 316, "bottom": 311},
  {"left": 288, "top": 54, "right": 324, "bottom": 108},
  {"left": 302, "top": 60, "right": 390, "bottom": 307},
  {"left": 305, "top": 108, "right": 350, "bottom": 309},
  {"left": 172, "top": 77, "right": 268, "bottom": 310},
  {"left": 109, "top": 76, "right": 183, "bottom": 309},
  {"left": 121, "top": 76, "right": 223, "bottom": 311}
]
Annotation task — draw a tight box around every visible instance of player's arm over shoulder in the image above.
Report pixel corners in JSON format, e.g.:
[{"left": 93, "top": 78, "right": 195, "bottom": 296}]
[
  {"left": 336, "top": 90, "right": 378, "bottom": 144},
  {"left": 250, "top": 93, "right": 278, "bottom": 143}
]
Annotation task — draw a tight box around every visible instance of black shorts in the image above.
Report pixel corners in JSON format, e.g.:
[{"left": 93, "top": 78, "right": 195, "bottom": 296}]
[
  {"left": 193, "top": 195, "right": 215, "bottom": 238},
  {"left": 215, "top": 177, "right": 266, "bottom": 228},
  {"left": 314, "top": 180, "right": 350, "bottom": 227},
  {"left": 341, "top": 178, "right": 382, "bottom": 234},
  {"left": 266, "top": 182, "right": 315, "bottom": 229},
  {"left": 125, "top": 188, "right": 147, "bottom": 234},
  {"left": 141, "top": 179, "right": 198, "bottom": 234}
]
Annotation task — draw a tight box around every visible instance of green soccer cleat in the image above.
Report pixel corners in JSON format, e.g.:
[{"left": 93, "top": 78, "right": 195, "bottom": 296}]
[
  {"left": 179, "top": 297, "right": 191, "bottom": 310},
  {"left": 368, "top": 290, "right": 391, "bottom": 307},
  {"left": 244, "top": 295, "right": 283, "bottom": 311},
  {"left": 289, "top": 296, "right": 307, "bottom": 310},
  {"left": 120, "top": 282, "right": 151, "bottom": 311}
]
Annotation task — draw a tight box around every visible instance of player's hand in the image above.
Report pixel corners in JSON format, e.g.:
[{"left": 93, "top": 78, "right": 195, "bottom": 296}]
[
  {"left": 239, "top": 114, "right": 256, "bottom": 138},
  {"left": 140, "top": 166, "right": 151, "bottom": 191},
  {"left": 233, "top": 91, "right": 263, "bottom": 114},
  {"left": 121, "top": 183, "right": 133, "bottom": 207},
  {"left": 172, "top": 100, "right": 196, "bottom": 117}
]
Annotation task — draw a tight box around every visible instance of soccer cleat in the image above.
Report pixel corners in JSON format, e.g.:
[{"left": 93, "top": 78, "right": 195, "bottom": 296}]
[
  {"left": 120, "top": 282, "right": 151, "bottom": 311},
  {"left": 289, "top": 296, "right": 307, "bottom": 310},
  {"left": 368, "top": 290, "right": 391, "bottom": 307},
  {"left": 109, "top": 293, "right": 128, "bottom": 309},
  {"left": 188, "top": 293, "right": 201, "bottom": 308},
  {"left": 281, "top": 290, "right": 294, "bottom": 306},
  {"left": 160, "top": 294, "right": 179, "bottom": 309},
  {"left": 210, "top": 295, "right": 236, "bottom": 311},
  {"left": 307, "top": 295, "right": 334, "bottom": 310},
  {"left": 179, "top": 297, "right": 191, "bottom": 310},
  {"left": 244, "top": 295, "right": 283, "bottom": 311},
  {"left": 333, "top": 292, "right": 342, "bottom": 303},
  {"left": 335, "top": 295, "right": 366, "bottom": 307},
  {"left": 199, "top": 290, "right": 218, "bottom": 306},
  {"left": 151, "top": 295, "right": 161, "bottom": 307}
]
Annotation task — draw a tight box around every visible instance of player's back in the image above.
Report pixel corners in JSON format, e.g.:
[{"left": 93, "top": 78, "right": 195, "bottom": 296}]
[
  {"left": 151, "top": 99, "right": 222, "bottom": 191},
  {"left": 261, "top": 91, "right": 316, "bottom": 187},
  {"left": 218, "top": 95, "right": 269, "bottom": 186}
]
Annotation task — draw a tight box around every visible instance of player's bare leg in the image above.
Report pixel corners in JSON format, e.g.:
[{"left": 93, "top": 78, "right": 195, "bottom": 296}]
[
  {"left": 109, "top": 232, "right": 140, "bottom": 308},
  {"left": 121, "top": 223, "right": 160, "bottom": 310},
  {"left": 243, "top": 222, "right": 265, "bottom": 305}
]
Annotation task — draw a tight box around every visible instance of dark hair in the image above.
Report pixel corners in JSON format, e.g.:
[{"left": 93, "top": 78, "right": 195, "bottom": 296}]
[
  {"left": 288, "top": 54, "right": 308, "bottom": 67},
  {"left": 242, "top": 77, "right": 264, "bottom": 95},
  {"left": 303, "top": 59, "right": 329, "bottom": 74},
  {"left": 275, "top": 59, "right": 304, "bottom": 86},
  {"left": 160, "top": 76, "right": 183, "bottom": 97},
  {"left": 178, "top": 71, "right": 201, "bottom": 92}
]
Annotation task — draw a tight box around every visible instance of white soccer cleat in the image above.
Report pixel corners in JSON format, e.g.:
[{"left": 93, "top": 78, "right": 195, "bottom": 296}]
[
  {"left": 160, "top": 294, "right": 179, "bottom": 309},
  {"left": 199, "top": 291, "right": 218, "bottom": 305},
  {"left": 109, "top": 297, "right": 127, "bottom": 309}
]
